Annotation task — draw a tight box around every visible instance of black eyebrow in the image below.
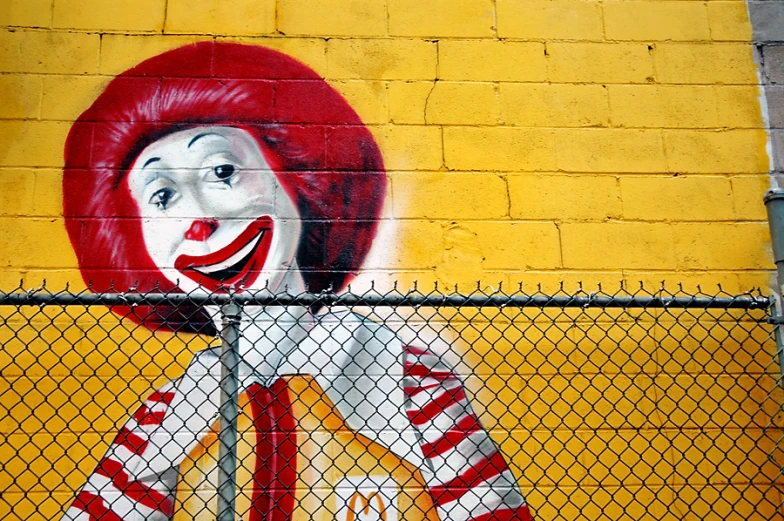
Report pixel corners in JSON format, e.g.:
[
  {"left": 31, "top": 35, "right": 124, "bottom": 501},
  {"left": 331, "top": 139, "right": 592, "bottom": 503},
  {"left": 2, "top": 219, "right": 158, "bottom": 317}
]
[
  {"left": 142, "top": 157, "right": 160, "bottom": 169},
  {"left": 188, "top": 132, "right": 225, "bottom": 148}
]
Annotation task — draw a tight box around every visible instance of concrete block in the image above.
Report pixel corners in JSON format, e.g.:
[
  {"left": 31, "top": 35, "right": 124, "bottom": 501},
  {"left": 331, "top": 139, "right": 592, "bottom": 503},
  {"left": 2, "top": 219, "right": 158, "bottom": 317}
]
[
  {"left": 388, "top": 0, "right": 494, "bottom": 37},
  {"left": 672, "top": 223, "right": 770, "bottom": 270},
  {"left": 438, "top": 40, "right": 546, "bottom": 82},
  {"left": 620, "top": 176, "right": 733, "bottom": 221},
  {"left": 0, "top": 169, "right": 36, "bottom": 217},
  {"left": 654, "top": 43, "right": 757, "bottom": 85},
  {"left": 41, "top": 75, "right": 109, "bottom": 121},
  {"left": 327, "top": 39, "right": 437, "bottom": 80},
  {"left": 548, "top": 43, "right": 653, "bottom": 84},
  {"left": 501, "top": 84, "right": 609, "bottom": 128},
  {"left": 54, "top": 0, "right": 165, "bottom": 31},
  {"left": 388, "top": 82, "right": 433, "bottom": 124},
  {"left": 731, "top": 175, "right": 770, "bottom": 221},
  {"left": 425, "top": 82, "right": 499, "bottom": 125},
  {"left": 329, "top": 80, "right": 388, "bottom": 124},
  {"left": 604, "top": 0, "right": 710, "bottom": 42},
  {"left": 0, "top": 30, "right": 99, "bottom": 74},
  {"left": 443, "top": 127, "right": 556, "bottom": 171},
  {"left": 165, "top": 0, "right": 275, "bottom": 35},
  {"left": 0, "top": 218, "right": 76, "bottom": 269},
  {"left": 30, "top": 169, "right": 63, "bottom": 217},
  {"left": 664, "top": 129, "right": 769, "bottom": 174},
  {"left": 496, "top": 0, "right": 603, "bottom": 40},
  {"left": 748, "top": 1, "right": 784, "bottom": 43},
  {"left": 765, "top": 45, "right": 784, "bottom": 84},
  {"left": 508, "top": 174, "right": 621, "bottom": 221},
  {"left": 466, "top": 222, "right": 562, "bottom": 270},
  {"left": 707, "top": 1, "right": 752, "bottom": 42},
  {"left": 278, "top": 0, "right": 386, "bottom": 37},
  {"left": 98, "top": 34, "right": 200, "bottom": 76},
  {"left": 767, "top": 86, "right": 784, "bottom": 129},
  {"left": 221, "top": 37, "right": 328, "bottom": 78},
  {"left": 0, "top": 121, "right": 72, "bottom": 167},
  {"left": 561, "top": 223, "right": 676, "bottom": 270},
  {"left": 361, "top": 221, "right": 443, "bottom": 270},
  {"left": 773, "top": 129, "right": 784, "bottom": 172},
  {"left": 391, "top": 173, "right": 508, "bottom": 219},
  {"left": 555, "top": 129, "right": 666, "bottom": 173},
  {"left": 0, "top": 75, "right": 42, "bottom": 119},
  {"left": 368, "top": 125, "right": 443, "bottom": 170},
  {"left": 0, "top": 0, "right": 53, "bottom": 27},
  {"left": 608, "top": 85, "right": 717, "bottom": 129},
  {"left": 716, "top": 86, "right": 765, "bottom": 129}
]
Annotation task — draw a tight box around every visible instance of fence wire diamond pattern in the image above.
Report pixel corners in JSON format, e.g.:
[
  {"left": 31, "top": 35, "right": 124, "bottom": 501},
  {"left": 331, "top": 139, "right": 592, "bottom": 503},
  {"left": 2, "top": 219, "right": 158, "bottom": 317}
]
[{"left": 0, "top": 283, "right": 781, "bottom": 521}]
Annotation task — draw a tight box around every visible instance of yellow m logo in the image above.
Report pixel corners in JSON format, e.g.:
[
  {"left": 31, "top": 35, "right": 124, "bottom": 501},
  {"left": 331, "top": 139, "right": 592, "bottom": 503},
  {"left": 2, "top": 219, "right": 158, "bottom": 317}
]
[{"left": 347, "top": 491, "right": 388, "bottom": 521}]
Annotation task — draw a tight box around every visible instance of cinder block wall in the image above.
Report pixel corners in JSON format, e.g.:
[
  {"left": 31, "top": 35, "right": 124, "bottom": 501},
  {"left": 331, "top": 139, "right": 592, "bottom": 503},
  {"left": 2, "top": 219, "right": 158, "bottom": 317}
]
[
  {"left": 0, "top": 1, "right": 777, "bottom": 520},
  {"left": 0, "top": 0, "right": 772, "bottom": 292}
]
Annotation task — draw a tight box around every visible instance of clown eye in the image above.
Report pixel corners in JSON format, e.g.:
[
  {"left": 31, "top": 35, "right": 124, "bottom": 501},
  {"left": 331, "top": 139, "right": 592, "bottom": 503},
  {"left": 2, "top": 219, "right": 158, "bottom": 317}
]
[
  {"left": 149, "top": 187, "right": 177, "bottom": 210},
  {"left": 207, "top": 164, "right": 237, "bottom": 186},
  {"left": 215, "top": 164, "right": 235, "bottom": 179}
]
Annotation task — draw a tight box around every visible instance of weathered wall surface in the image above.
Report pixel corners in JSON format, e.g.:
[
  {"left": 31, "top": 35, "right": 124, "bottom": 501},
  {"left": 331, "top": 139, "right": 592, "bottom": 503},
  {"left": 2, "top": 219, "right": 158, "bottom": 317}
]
[
  {"left": 0, "top": 1, "right": 779, "bottom": 521},
  {"left": 0, "top": 0, "right": 773, "bottom": 293},
  {"left": 749, "top": 1, "right": 784, "bottom": 187}
]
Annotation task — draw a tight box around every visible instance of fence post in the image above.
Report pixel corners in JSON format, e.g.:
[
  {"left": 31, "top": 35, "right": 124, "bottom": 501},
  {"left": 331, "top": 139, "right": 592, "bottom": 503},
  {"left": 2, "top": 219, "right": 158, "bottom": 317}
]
[
  {"left": 217, "top": 300, "right": 242, "bottom": 521},
  {"left": 764, "top": 188, "right": 784, "bottom": 386}
]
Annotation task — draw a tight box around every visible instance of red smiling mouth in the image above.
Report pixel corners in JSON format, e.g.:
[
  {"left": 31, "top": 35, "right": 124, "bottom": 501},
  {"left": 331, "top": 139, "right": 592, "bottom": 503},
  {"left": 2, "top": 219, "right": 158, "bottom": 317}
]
[{"left": 174, "top": 216, "right": 274, "bottom": 292}]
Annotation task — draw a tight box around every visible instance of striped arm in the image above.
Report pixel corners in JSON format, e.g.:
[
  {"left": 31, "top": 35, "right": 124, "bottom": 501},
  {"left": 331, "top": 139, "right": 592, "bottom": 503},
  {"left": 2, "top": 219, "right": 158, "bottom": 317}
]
[
  {"left": 402, "top": 345, "right": 533, "bottom": 521},
  {"left": 63, "top": 383, "right": 179, "bottom": 521}
]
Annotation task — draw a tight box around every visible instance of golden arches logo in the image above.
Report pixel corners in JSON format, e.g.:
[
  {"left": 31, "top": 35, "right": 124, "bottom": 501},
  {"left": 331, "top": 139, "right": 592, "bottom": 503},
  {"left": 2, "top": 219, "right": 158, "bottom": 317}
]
[{"left": 347, "top": 491, "right": 388, "bottom": 521}]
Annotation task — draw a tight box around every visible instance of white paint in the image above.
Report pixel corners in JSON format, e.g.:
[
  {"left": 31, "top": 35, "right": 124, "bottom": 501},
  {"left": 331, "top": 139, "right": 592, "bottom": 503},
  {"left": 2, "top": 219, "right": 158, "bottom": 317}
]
[{"left": 126, "top": 126, "right": 303, "bottom": 294}]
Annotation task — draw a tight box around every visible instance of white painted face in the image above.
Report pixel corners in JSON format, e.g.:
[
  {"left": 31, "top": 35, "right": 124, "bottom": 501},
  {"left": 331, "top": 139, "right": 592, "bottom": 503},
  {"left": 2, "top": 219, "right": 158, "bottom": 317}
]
[{"left": 126, "top": 126, "right": 302, "bottom": 293}]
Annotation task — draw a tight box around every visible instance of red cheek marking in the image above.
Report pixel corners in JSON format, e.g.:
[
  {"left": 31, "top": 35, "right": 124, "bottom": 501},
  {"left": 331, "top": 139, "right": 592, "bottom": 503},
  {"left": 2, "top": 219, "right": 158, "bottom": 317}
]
[{"left": 184, "top": 219, "right": 219, "bottom": 242}]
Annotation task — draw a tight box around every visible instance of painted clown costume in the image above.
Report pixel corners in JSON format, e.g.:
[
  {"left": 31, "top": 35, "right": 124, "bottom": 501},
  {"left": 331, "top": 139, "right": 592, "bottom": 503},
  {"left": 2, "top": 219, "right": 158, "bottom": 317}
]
[{"left": 60, "top": 43, "right": 533, "bottom": 521}]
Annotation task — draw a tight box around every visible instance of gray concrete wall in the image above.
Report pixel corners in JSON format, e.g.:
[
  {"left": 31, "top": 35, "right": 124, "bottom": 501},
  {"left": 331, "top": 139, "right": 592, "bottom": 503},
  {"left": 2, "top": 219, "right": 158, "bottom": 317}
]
[{"left": 748, "top": 0, "right": 784, "bottom": 178}]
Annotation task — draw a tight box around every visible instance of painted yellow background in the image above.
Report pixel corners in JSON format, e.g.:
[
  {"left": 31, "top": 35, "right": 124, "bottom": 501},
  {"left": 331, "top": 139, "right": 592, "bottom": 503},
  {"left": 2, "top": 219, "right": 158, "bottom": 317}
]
[{"left": 0, "top": 0, "right": 779, "bottom": 520}]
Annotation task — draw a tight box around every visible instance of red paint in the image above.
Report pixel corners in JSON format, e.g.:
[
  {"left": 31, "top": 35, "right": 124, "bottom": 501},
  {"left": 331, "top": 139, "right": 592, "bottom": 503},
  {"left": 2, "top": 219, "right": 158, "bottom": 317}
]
[
  {"left": 275, "top": 81, "right": 353, "bottom": 124},
  {"left": 96, "top": 457, "right": 174, "bottom": 515},
  {"left": 62, "top": 42, "right": 386, "bottom": 333},
  {"left": 175, "top": 216, "right": 274, "bottom": 292},
  {"left": 403, "top": 362, "right": 456, "bottom": 381},
  {"left": 406, "top": 387, "right": 468, "bottom": 426},
  {"left": 183, "top": 219, "right": 219, "bottom": 242},
  {"left": 419, "top": 413, "right": 482, "bottom": 459},
  {"left": 247, "top": 380, "right": 297, "bottom": 521},
  {"left": 132, "top": 405, "right": 166, "bottom": 426},
  {"left": 113, "top": 427, "right": 148, "bottom": 456},
  {"left": 145, "top": 390, "right": 176, "bottom": 404},
  {"left": 212, "top": 42, "right": 320, "bottom": 80},
  {"left": 72, "top": 491, "right": 124, "bottom": 521},
  {"left": 429, "top": 451, "right": 509, "bottom": 507}
]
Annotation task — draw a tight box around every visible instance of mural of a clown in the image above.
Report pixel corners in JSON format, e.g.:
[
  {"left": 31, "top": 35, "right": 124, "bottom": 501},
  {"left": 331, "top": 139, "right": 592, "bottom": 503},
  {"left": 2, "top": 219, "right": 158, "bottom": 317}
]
[{"left": 61, "top": 42, "right": 532, "bottom": 521}]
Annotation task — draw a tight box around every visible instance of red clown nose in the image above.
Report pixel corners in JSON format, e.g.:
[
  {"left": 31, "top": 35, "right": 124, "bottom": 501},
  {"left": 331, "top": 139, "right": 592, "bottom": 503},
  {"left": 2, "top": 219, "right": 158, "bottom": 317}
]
[{"left": 184, "top": 219, "right": 219, "bottom": 242}]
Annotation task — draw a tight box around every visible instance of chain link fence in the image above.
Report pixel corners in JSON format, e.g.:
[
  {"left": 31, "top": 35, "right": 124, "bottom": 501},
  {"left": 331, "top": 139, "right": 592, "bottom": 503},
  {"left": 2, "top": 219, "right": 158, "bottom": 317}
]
[{"left": 0, "top": 283, "right": 781, "bottom": 521}]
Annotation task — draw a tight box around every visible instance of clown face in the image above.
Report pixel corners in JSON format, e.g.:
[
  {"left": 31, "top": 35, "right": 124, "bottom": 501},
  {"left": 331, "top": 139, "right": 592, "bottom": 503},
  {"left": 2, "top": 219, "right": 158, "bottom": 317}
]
[{"left": 127, "top": 126, "right": 302, "bottom": 293}]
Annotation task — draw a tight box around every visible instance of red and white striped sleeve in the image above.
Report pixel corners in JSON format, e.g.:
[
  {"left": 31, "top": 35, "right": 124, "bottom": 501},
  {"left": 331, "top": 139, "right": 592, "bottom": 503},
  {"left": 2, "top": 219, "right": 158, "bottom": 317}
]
[
  {"left": 63, "top": 381, "right": 179, "bottom": 521},
  {"left": 402, "top": 345, "right": 533, "bottom": 521}
]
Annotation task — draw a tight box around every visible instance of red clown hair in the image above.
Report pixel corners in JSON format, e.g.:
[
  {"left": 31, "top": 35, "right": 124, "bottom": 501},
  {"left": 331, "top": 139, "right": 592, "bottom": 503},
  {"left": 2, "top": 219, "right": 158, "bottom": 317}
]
[{"left": 63, "top": 42, "right": 385, "bottom": 333}]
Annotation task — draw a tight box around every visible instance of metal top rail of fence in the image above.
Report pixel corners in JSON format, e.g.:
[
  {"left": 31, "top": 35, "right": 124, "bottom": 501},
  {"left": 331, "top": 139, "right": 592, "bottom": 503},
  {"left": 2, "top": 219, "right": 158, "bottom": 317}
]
[
  {"left": 0, "top": 283, "right": 781, "bottom": 521},
  {"left": 0, "top": 283, "right": 772, "bottom": 308}
]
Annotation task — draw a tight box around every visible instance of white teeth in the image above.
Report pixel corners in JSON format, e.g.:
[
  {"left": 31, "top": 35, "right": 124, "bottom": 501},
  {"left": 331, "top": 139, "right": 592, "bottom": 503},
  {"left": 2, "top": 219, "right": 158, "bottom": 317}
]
[{"left": 193, "top": 232, "right": 262, "bottom": 274}]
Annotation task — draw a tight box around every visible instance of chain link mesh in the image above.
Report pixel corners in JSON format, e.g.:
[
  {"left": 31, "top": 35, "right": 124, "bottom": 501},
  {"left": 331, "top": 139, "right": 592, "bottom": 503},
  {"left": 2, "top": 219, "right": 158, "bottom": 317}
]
[{"left": 0, "top": 283, "right": 780, "bottom": 520}]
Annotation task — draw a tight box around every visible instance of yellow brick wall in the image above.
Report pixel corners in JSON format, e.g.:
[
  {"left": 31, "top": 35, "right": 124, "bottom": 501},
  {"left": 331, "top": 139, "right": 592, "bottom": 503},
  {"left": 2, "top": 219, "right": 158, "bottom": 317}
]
[
  {"left": 0, "top": 1, "right": 777, "bottom": 520},
  {"left": 0, "top": 2, "right": 772, "bottom": 293}
]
